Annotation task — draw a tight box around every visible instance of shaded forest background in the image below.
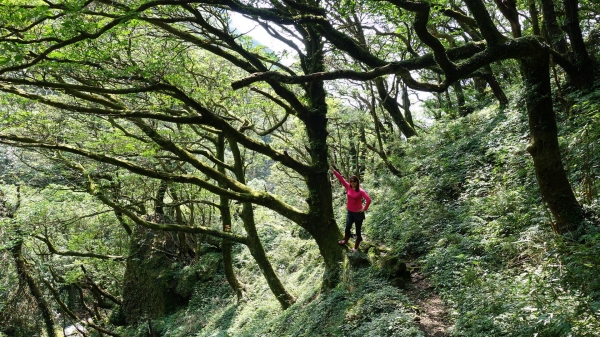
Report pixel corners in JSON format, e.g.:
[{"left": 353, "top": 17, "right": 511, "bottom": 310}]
[{"left": 0, "top": 0, "right": 599, "bottom": 336}]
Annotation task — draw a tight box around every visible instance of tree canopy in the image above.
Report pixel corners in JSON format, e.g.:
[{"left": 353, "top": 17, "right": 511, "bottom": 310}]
[{"left": 0, "top": 0, "right": 598, "bottom": 334}]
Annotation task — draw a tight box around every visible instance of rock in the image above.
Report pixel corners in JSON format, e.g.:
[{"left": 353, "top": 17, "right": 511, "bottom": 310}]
[
  {"left": 108, "top": 305, "right": 127, "bottom": 326},
  {"left": 391, "top": 277, "right": 410, "bottom": 289},
  {"left": 379, "top": 255, "right": 410, "bottom": 279},
  {"left": 121, "top": 226, "right": 189, "bottom": 324},
  {"left": 377, "top": 254, "right": 411, "bottom": 288},
  {"left": 347, "top": 250, "right": 371, "bottom": 268},
  {"left": 64, "top": 324, "right": 87, "bottom": 336},
  {"left": 175, "top": 252, "right": 221, "bottom": 298}
]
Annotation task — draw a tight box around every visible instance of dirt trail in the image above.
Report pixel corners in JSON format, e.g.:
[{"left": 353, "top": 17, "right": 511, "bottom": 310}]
[{"left": 406, "top": 272, "right": 452, "bottom": 337}]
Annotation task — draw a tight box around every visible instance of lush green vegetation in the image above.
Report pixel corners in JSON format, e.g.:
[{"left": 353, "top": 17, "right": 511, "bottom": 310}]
[
  {"left": 3, "top": 81, "right": 598, "bottom": 336},
  {"left": 145, "top": 85, "right": 599, "bottom": 337},
  {"left": 0, "top": 0, "right": 599, "bottom": 336},
  {"left": 372, "top": 88, "right": 600, "bottom": 336}
]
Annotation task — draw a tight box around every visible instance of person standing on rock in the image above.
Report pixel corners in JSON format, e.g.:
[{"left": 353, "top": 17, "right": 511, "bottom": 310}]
[{"left": 330, "top": 166, "right": 372, "bottom": 252}]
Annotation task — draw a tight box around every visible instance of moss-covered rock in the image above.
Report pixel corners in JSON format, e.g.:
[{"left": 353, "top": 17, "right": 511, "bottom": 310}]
[
  {"left": 175, "top": 252, "right": 221, "bottom": 299},
  {"left": 108, "top": 305, "right": 127, "bottom": 326},
  {"left": 121, "top": 226, "right": 187, "bottom": 324},
  {"left": 376, "top": 255, "right": 411, "bottom": 289},
  {"left": 347, "top": 250, "right": 371, "bottom": 268}
]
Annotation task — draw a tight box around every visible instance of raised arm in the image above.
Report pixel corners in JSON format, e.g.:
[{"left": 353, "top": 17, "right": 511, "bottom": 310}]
[{"left": 330, "top": 166, "right": 349, "bottom": 189}]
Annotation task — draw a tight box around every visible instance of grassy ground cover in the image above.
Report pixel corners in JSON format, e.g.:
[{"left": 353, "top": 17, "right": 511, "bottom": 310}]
[{"left": 122, "top": 83, "right": 600, "bottom": 337}]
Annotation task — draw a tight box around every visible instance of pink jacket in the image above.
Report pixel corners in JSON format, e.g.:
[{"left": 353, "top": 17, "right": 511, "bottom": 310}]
[{"left": 333, "top": 170, "right": 372, "bottom": 212}]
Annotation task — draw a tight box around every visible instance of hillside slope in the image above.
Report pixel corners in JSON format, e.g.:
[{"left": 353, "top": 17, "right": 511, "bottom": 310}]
[{"left": 121, "top": 85, "right": 600, "bottom": 337}]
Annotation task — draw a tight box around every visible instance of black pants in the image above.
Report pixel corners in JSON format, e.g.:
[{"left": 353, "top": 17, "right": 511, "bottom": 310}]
[{"left": 345, "top": 210, "right": 365, "bottom": 242}]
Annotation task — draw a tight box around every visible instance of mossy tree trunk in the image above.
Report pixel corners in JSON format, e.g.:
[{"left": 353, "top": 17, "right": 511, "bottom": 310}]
[
  {"left": 539, "top": 0, "right": 568, "bottom": 54},
  {"left": 299, "top": 25, "right": 345, "bottom": 290},
  {"left": 121, "top": 226, "right": 186, "bottom": 324},
  {"left": 216, "top": 135, "right": 245, "bottom": 302},
  {"left": 121, "top": 183, "right": 186, "bottom": 324},
  {"left": 562, "top": 0, "right": 595, "bottom": 88},
  {"left": 228, "top": 138, "right": 296, "bottom": 308},
  {"left": 462, "top": 0, "right": 585, "bottom": 233},
  {"left": 11, "top": 241, "right": 57, "bottom": 337},
  {"left": 520, "top": 54, "right": 585, "bottom": 234}
]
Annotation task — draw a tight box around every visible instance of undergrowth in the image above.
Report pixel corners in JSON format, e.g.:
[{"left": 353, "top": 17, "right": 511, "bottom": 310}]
[
  {"left": 367, "top": 82, "right": 600, "bottom": 336},
  {"left": 121, "top": 82, "right": 600, "bottom": 337},
  {"left": 121, "top": 230, "right": 423, "bottom": 337}
]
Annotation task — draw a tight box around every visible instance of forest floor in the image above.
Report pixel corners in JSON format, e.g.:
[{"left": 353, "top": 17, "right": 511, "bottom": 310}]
[{"left": 406, "top": 271, "right": 452, "bottom": 337}]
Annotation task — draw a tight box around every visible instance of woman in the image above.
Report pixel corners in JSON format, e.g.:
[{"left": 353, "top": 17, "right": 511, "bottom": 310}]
[{"left": 330, "top": 166, "right": 372, "bottom": 252}]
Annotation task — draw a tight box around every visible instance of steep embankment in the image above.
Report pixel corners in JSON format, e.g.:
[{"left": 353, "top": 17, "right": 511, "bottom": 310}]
[
  {"left": 120, "top": 86, "right": 599, "bottom": 337},
  {"left": 367, "top": 86, "right": 600, "bottom": 336}
]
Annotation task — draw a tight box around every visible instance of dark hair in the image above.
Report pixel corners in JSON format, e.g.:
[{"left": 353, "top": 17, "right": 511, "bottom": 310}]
[{"left": 349, "top": 175, "right": 360, "bottom": 192}]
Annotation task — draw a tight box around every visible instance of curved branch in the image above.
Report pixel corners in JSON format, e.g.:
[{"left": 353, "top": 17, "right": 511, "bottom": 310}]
[
  {"left": 33, "top": 235, "right": 126, "bottom": 261},
  {"left": 255, "top": 112, "right": 290, "bottom": 136},
  {"left": 95, "top": 189, "right": 249, "bottom": 244},
  {"left": 131, "top": 118, "right": 258, "bottom": 192},
  {"left": 286, "top": 35, "right": 547, "bottom": 93},
  {"left": 0, "top": 9, "right": 125, "bottom": 75},
  {"left": 232, "top": 63, "right": 405, "bottom": 89},
  {"left": 234, "top": 62, "right": 450, "bottom": 92},
  {"left": 80, "top": 265, "right": 122, "bottom": 306},
  {"left": 461, "top": 0, "right": 508, "bottom": 45},
  {"left": 2, "top": 80, "right": 311, "bottom": 173},
  {"left": 0, "top": 77, "right": 162, "bottom": 95},
  {"left": 156, "top": 83, "right": 312, "bottom": 174},
  {"left": 0, "top": 134, "right": 308, "bottom": 224},
  {"left": 188, "top": 148, "right": 235, "bottom": 171},
  {"left": 411, "top": 6, "right": 457, "bottom": 78},
  {"left": 0, "top": 84, "right": 206, "bottom": 124},
  {"left": 249, "top": 87, "right": 295, "bottom": 114},
  {"left": 41, "top": 278, "right": 122, "bottom": 337},
  {"left": 159, "top": 4, "right": 312, "bottom": 117}
]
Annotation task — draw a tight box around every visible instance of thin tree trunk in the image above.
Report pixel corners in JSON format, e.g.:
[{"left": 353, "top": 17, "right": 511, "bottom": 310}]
[
  {"left": 540, "top": 0, "right": 568, "bottom": 54},
  {"left": 445, "top": 89, "right": 454, "bottom": 109},
  {"left": 347, "top": 13, "right": 416, "bottom": 139},
  {"left": 493, "top": 0, "right": 521, "bottom": 37},
  {"left": 375, "top": 78, "right": 418, "bottom": 138},
  {"left": 216, "top": 135, "right": 245, "bottom": 302},
  {"left": 562, "top": 0, "right": 595, "bottom": 88},
  {"left": 349, "top": 136, "right": 358, "bottom": 176},
  {"left": 401, "top": 82, "right": 414, "bottom": 127},
  {"left": 453, "top": 81, "right": 468, "bottom": 116},
  {"left": 481, "top": 69, "right": 509, "bottom": 106},
  {"left": 170, "top": 188, "right": 193, "bottom": 258},
  {"left": 528, "top": 0, "right": 541, "bottom": 36},
  {"left": 366, "top": 90, "right": 403, "bottom": 176},
  {"left": 155, "top": 180, "right": 167, "bottom": 215},
  {"left": 520, "top": 54, "right": 585, "bottom": 233},
  {"left": 228, "top": 138, "right": 295, "bottom": 308},
  {"left": 12, "top": 241, "right": 57, "bottom": 337},
  {"left": 4, "top": 189, "right": 56, "bottom": 337},
  {"left": 359, "top": 126, "right": 368, "bottom": 178}
]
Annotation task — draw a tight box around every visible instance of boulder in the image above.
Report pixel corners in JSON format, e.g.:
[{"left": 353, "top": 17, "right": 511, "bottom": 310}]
[
  {"left": 347, "top": 250, "right": 371, "bottom": 268},
  {"left": 378, "top": 255, "right": 411, "bottom": 288}
]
